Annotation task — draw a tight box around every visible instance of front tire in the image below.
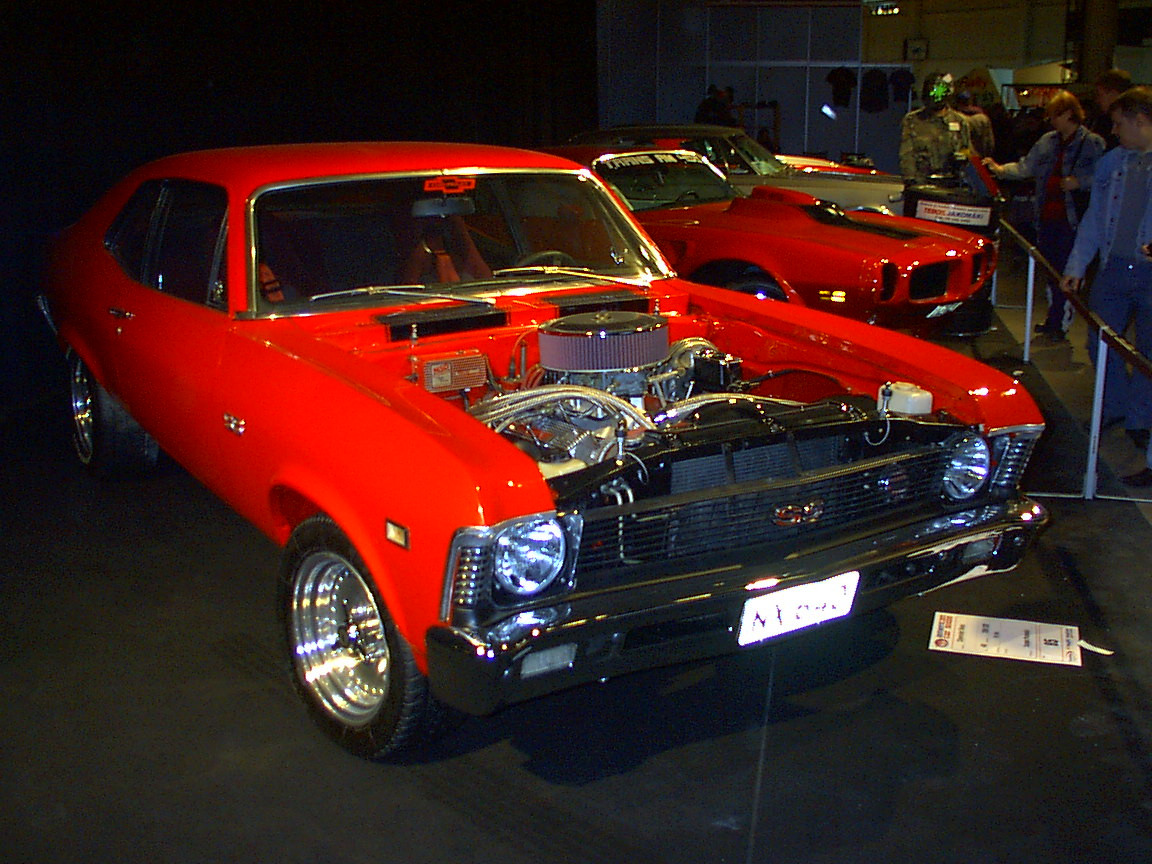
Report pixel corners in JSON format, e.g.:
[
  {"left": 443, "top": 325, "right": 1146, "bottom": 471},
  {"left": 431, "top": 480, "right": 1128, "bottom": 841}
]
[
  {"left": 68, "top": 351, "right": 158, "bottom": 476},
  {"left": 281, "top": 514, "right": 434, "bottom": 759}
]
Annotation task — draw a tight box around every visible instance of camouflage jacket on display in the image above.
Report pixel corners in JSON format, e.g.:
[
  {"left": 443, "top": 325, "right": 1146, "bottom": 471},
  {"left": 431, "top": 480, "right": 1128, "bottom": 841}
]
[{"left": 899, "top": 107, "right": 972, "bottom": 183}]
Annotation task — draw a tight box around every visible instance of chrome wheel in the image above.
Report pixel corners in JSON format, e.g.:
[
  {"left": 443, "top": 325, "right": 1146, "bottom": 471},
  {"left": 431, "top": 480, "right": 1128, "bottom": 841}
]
[
  {"left": 289, "top": 550, "right": 391, "bottom": 727},
  {"left": 69, "top": 354, "right": 95, "bottom": 464}
]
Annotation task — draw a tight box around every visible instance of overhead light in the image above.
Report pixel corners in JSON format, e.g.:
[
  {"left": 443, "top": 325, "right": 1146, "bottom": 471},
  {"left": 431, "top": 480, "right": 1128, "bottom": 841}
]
[{"left": 864, "top": 0, "right": 901, "bottom": 15}]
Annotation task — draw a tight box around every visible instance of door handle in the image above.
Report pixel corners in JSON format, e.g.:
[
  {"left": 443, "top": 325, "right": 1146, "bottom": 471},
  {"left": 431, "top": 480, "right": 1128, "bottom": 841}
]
[{"left": 107, "top": 307, "right": 135, "bottom": 319}]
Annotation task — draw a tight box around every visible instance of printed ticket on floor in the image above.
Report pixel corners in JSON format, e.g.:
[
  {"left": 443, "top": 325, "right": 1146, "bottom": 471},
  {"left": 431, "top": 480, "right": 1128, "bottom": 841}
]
[{"left": 929, "top": 611, "right": 1082, "bottom": 666}]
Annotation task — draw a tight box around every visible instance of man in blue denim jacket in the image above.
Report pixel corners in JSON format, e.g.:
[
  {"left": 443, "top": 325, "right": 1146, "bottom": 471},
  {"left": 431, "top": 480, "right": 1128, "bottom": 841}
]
[
  {"left": 1062, "top": 87, "right": 1152, "bottom": 484},
  {"left": 986, "top": 91, "right": 1104, "bottom": 338}
]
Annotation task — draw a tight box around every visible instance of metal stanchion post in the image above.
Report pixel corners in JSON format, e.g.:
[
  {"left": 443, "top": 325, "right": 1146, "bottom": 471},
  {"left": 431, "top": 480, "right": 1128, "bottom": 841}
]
[
  {"left": 1083, "top": 338, "right": 1110, "bottom": 501},
  {"left": 1023, "top": 255, "right": 1036, "bottom": 364}
]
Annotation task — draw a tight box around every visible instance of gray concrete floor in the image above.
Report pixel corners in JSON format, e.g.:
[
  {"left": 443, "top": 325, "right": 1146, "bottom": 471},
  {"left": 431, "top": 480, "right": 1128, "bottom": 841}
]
[{"left": 2, "top": 246, "right": 1152, "bottom": 863}]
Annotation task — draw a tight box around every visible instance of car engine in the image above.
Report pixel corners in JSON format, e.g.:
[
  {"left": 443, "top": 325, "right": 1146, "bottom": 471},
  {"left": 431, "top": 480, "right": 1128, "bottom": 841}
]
[{"left": 469, "top": 310, "right": 760, "bottom": 479}]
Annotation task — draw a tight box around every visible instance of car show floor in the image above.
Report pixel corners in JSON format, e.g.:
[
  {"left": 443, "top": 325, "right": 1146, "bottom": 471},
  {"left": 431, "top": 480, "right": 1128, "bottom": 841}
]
[{"left": 3, "top": 245, "right": 1152, "bottom": 864}]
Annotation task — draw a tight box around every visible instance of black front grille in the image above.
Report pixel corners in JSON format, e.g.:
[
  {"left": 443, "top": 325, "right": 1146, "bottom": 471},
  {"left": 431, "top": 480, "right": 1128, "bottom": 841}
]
[
  {"left": 909, "top": 261, "right": 949, "bottom": 299},
  {"left": 575, "top": 448, "right": 946, "bottom": 582}
]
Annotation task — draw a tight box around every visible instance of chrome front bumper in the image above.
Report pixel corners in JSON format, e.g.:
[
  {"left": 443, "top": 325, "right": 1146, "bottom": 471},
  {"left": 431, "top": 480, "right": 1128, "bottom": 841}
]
[{"left": 425, "top": 498, "right": 1047, "bottom": 716}]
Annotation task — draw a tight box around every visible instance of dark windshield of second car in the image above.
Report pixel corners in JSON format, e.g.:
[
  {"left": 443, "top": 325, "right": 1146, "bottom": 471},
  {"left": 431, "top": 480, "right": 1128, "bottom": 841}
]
[
  {"left": 593, "top": 152, "right": 738, "bottom": 211},
  {"left": 252, "top": 171, "right": 665, "bottom": 312}
]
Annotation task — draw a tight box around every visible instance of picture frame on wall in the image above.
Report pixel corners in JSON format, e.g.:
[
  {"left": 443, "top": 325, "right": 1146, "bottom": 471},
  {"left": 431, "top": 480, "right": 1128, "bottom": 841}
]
[{"left": 904, "top": 38, "right": 929, "bottom": 61}]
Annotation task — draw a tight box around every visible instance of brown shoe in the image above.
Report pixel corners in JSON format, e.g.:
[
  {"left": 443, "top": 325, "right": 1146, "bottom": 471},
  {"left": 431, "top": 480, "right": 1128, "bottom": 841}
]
[{"left": 1122, "top": 467, "right": 1152, "bottom": 487}]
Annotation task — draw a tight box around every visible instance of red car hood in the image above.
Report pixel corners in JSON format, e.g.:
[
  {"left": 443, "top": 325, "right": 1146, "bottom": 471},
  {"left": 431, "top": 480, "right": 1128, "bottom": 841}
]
[
  {"left": 242, "top": 279, "right": 1037, "bottom": 435},
  {"left": 638, "top": 196, "right": 982, "bottom": 257}
]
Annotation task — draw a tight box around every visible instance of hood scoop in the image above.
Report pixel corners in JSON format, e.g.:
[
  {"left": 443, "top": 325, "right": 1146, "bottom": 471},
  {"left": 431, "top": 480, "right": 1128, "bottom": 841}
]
[{"left": 376, "top": 305, "right": 509, "bottom": 340}]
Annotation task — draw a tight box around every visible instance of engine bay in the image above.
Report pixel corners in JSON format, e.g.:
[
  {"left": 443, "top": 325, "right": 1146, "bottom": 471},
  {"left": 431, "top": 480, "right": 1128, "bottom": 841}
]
[{"left": 421, "top": 309, "right": 956, "bottom": 510}]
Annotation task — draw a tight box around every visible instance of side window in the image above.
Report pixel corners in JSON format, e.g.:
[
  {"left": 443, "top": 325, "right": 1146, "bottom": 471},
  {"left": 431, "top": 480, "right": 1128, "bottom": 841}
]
[
  {"left": 152, "top": 181, "right": 228, "bottom": 308},
  {"left": 105, "top": 180, "right": 164, "bottom": 283}
]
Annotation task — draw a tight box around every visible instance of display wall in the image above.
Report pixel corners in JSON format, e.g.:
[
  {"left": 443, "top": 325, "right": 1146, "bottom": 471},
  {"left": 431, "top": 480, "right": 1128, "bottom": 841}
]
[
  {"left": 595, "top": 2, "right": 910, "bottom": 171},
  {"left": 594, "top": 0, "right": 1073, "bottom": 173}
]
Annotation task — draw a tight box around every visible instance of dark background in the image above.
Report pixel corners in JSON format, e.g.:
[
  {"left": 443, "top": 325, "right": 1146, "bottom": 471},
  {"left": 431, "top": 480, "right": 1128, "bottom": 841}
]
[{"left": 0, "top": 0, "right": 599, "bottom": 413}]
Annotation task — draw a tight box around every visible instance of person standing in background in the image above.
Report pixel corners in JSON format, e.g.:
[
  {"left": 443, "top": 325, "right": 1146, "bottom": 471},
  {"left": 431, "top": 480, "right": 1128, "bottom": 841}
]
[
  {"left": 956, "top": 91, "right": 995, "bottom": 158},
  {"left": 985, "top": 90, "right": 1104, "bottom": 340},
  {"left": 695, "top": 85, "right": 735, "bottom": 126},
  {"left": 1061, "top": 87, "right": 1152, "bottom": 477},
  {"left": 1091, "top": 69, "right": 1132, "bottom": 150},
  {"left": 899, "top": 74, "right": 972, "bottom": 184}
]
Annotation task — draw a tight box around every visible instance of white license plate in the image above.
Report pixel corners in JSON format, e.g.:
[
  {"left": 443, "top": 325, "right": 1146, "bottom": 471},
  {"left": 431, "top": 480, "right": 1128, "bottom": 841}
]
[{"left": 737, "top": 571, "right": 861, "bottom": 646}]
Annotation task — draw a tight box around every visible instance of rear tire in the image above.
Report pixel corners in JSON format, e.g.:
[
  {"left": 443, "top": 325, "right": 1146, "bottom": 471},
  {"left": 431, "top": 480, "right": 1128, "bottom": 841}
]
[
  {"left": 68, "top": 351, "right": 158, "bottom": 476},
  {"left": 281, "top": 514, "right": 440, "bottom": 759}
]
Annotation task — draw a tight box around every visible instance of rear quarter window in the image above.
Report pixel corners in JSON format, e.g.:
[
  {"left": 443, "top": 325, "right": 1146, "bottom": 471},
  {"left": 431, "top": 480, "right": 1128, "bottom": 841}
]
[
  {"left": 104, "top": 178, "right": 228, "bottom": 309},
  {"left": 105, "top": 179, "right": 163, "bottom": 283}
]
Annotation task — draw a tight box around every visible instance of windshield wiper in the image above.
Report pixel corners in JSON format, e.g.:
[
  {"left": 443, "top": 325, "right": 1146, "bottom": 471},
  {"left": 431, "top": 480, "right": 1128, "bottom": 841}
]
[
  {"left": 308, "top": 285, "right": 496, "bottom": 306},
  {"left": 489, "top": 266, "right": 654, "bottom": 288}
]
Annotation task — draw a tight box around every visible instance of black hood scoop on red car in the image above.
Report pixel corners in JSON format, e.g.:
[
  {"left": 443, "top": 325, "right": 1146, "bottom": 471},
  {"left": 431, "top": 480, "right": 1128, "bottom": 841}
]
[
  {"left": 801, "top": 203, "right": 923, "bottom": 241},
  {"left": 543, "top": 289, "right": 651, "bottom": 318},
  {"left": 376, "top": 305, "right": 509, "bottom": 340}
]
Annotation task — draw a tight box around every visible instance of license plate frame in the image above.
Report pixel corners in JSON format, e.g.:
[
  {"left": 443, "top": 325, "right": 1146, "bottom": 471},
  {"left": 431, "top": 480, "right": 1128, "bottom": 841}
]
[{"left": 738, "top": 570, "right": 861, "bottom": 646}]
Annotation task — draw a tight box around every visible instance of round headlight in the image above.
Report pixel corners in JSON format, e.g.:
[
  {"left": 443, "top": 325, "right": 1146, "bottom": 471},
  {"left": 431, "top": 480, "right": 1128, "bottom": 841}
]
[
  {"left": 493, "top": 517, "right": 566, "bottom": 597},
  {"left": 943, "top": 435, "right": 991, "bottom": 500}
]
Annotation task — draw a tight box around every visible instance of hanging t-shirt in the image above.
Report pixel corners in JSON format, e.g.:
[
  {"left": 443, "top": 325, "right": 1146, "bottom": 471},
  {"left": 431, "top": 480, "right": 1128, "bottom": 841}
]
[
  {"left": 826, "top": 67, "right": 856, "bottom": 107},
  {"left": 861, "top": 68, "right": 889, "bottom": 112},
  {"left": 890, "top": 68, "right": 916, "bottom": 103}
]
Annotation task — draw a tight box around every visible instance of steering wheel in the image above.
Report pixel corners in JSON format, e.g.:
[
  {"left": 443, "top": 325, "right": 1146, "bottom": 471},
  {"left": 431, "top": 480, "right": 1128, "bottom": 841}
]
[{"left": 515, "top": 249, "right": 578, "bottom": 267}]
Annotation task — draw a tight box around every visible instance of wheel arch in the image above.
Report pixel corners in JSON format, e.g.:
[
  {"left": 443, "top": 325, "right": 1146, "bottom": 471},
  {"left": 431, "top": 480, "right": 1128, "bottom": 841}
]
[
  {"left": 59, "top": 328, "right": 114, "bottom": 393},
  {"left": 268, "top": 462, "right": 473, "bottom": 669},
  {"left": 269, "top": 474, "right": 411, "bottom": 633},
  {"left": 686, "top": 259, "right": 802, "bottom": 303}
]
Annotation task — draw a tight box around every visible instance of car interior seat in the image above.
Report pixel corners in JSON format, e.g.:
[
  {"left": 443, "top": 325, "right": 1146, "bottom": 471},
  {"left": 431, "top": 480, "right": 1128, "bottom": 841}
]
[
  {"left": 257, "top": 214, "right": 326, "bottom": 303},
  {"left": 400, "top": 203, "right": 493, "bottom": 285}
]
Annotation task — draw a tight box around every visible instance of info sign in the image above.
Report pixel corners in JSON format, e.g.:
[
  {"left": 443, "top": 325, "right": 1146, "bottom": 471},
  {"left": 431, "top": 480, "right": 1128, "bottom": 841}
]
[{"left": 929, "top": 611, "right": 1082, "bottom": 666}]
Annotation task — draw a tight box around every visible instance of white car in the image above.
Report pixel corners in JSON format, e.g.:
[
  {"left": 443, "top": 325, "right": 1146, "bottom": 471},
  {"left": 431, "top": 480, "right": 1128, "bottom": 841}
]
[{"left": 569, "top": 124, "right": 906, "bottom": 214}]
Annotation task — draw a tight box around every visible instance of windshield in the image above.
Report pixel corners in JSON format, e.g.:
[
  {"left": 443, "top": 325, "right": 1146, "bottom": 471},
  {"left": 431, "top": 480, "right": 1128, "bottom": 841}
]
[
  {"left": 593, "top": 152, "right": 738, "bottom": 211},
  {"left": 684, "top": 133, "right": 788, "bottom": 179},
  {"left": 251, "top": 170, "right": 666, "bottom": 313}
]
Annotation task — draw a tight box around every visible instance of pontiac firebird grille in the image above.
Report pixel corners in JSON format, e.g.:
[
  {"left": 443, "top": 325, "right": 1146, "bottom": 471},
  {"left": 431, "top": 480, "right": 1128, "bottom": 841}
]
[
  {"left": 909, "top": 261, "right": 950, "bottom": 299},
  {"left": 575, "top": 448, "right": 946, "bottom": 578}
]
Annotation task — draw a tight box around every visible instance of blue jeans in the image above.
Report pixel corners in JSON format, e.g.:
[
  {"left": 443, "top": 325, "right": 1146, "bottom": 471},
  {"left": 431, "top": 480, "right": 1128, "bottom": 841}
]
[
  {"left": 1087, "top": 259, "right": 1152, "bottom": 430},
  {"left": 1037, "top": 220, "right": 1075, "bottom": 333}
]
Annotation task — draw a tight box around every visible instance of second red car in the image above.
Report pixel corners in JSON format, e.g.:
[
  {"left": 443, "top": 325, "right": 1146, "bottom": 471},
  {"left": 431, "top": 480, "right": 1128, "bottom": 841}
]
[{"left": 550, "top": 147, "right": 996, "bottom": 329}]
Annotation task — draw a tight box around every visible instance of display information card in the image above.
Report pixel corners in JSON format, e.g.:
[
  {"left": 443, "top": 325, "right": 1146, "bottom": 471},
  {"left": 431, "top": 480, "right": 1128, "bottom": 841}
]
[{"left": 929, "top": 611, "right": 1082, "bottom": 667}]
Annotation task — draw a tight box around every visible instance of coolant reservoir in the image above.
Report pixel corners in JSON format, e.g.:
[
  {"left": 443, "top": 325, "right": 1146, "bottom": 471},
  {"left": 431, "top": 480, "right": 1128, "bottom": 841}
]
[{"left": 878, "top": 381, "right": 933, "bottom": 415}]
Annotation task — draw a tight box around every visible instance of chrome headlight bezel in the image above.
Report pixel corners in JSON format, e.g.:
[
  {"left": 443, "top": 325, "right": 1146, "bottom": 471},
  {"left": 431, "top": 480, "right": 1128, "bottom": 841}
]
[
  {"left": 942, "top": 434, "right": 991, "bottom": 500},
  {"left": 443, "top": 512, "right": 582, "bottom": 623},
  {"left": 492, "top": 515, "right": 568, "bottom": 598}
]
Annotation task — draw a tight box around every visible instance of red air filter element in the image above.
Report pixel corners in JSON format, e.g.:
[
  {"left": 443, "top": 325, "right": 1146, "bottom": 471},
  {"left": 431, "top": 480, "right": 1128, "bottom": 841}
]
[{"left": 538, "top": 311, "right": 668, "bottom": 372}]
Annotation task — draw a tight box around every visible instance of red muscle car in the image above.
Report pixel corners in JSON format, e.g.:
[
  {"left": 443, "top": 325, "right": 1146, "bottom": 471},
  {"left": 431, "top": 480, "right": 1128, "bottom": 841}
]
[
  {"left": 548, "top": 147, "right": 996, "bottom": 329},
  {"left": 40, "top": 143, "right": 1046, "bottom": 759}
]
